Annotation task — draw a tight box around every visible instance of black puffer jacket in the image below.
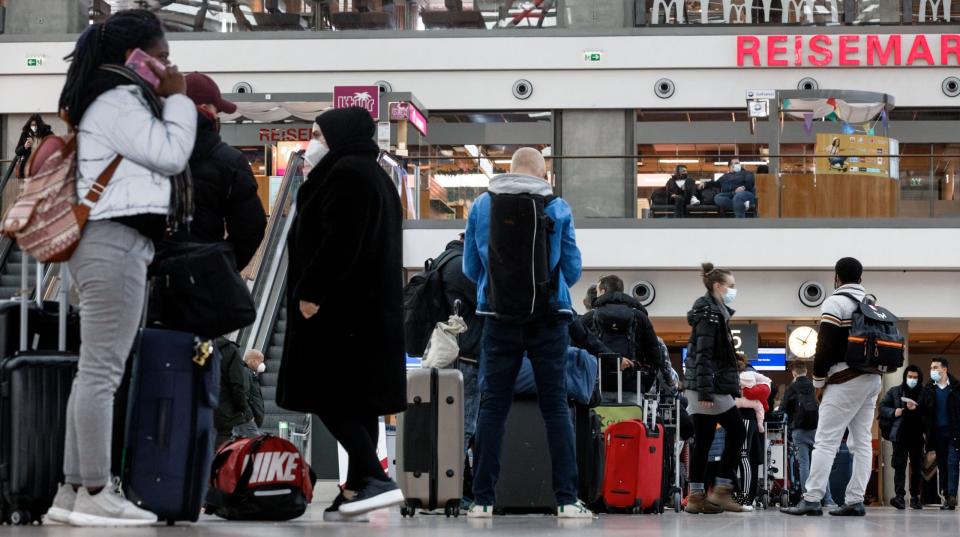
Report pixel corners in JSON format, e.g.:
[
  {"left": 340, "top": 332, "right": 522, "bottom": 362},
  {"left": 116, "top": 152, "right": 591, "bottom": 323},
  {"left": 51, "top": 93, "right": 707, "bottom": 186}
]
[
  {"left": 684, "top": 294, "right": 741, "bottom": 402},
  {"left": 186, "top": 112, "right": 266, "bottom": 269}
]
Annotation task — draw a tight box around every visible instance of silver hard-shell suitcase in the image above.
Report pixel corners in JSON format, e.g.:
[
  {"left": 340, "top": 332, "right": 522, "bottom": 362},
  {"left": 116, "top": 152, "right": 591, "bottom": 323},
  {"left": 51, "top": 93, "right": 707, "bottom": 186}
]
[{"left": 396, "top": 367, "right": 464, "bottom": 517}]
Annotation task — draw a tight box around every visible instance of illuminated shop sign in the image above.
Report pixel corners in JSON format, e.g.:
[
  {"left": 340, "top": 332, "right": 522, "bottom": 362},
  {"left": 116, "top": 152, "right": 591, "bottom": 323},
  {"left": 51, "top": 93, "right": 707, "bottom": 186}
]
[
  {"left": 388, "top": 101, "right": 429, "bottom": 136},
  {"left": 737, "top": 34, "right": 960, "bottom": 67},
  {"left": 333, "top": 85, "right": 380, "bottom": 119}
]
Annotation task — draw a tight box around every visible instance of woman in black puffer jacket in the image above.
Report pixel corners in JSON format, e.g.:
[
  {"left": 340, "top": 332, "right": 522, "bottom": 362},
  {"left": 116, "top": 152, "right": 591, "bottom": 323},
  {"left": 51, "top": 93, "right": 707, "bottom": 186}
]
[{"left": 683, "top": 262, "right": 747, "bottom": 515}]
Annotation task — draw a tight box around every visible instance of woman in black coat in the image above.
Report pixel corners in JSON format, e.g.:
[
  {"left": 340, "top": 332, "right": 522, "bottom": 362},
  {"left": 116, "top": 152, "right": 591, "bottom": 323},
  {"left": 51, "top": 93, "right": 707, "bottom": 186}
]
[
  {"left": 683, "top": 262, "right": 747, "bottom": 514},
  {"left": 14, "top": 114, "right": 53, "bottom": 177},
  {"left": 277, "top": 107, "right": 406, "bottom": 520}
]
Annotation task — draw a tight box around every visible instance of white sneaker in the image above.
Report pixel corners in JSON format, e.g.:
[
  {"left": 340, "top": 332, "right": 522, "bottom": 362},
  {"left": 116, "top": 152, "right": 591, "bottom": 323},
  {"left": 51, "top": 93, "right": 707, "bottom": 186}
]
[
  {"left": 67, "top": 479, "right": 157, "bottom": 527},
  {"left": 337, "top": 478, "right": 405, "bottom": 516},
  {"left": 557, "top": 501, "right": 595, "bottom": 519},
  {"left": 323, "top": 493, "right": 370, "bottom": 523},
  {"left": 740, "top": 504, "right": 755, "bottom": 512},
  {"left": 45, "top": 484, "right": 76, "bottom": 524},
  {"left": 467, "top": 504, "right": 494, "bottom": 518},
  {"left": 690, "top": 196, "right": 701, "bottom": 206},
  {"left": 744, "top": 201, "right": 751, "bottom": 210}
]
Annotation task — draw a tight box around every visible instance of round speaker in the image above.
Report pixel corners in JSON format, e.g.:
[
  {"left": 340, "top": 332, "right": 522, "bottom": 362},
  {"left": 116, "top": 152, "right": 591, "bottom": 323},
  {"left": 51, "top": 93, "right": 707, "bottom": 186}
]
[
  {"left": 631, "top": 281, "right": 656, "bottom": 307},
  {"left": 944, "top": 77, "right": 960, "bottom": 97},
  {"left": 799, "top": 281, "right": 826, "bottom": 308},
  {"left": 232, "top": 82, "right": 253, "bottom": 94},
  {"left": 797, "top": 77, "right": 819, "bottom": 91},
  {"left": 654, "top": 78, "right": 675, "bottom": 99},
  {"left": 512, "top": 79, "right": 533, "bottom": 100}
]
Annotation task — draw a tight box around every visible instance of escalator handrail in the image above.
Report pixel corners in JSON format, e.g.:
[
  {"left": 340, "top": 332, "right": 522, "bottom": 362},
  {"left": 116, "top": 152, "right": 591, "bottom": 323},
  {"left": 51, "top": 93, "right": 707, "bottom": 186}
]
[
  {"left": 240, "top": 154, "right": 303, "bottom": 352},
  {"left": 0, "top": 158, "right": 22, "bottom": 280},
  {"left": 246, "top": 205, "right": 293, "bottom": 355},
  {"left": 236, "top": 151, "right": 303, "bottom": 348}
]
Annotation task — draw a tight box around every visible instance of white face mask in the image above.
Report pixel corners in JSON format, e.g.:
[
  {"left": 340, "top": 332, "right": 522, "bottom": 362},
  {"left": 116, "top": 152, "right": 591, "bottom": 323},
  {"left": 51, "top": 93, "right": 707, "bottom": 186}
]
[
  {"left": 932, "top": 370, "right": 942, "bottom": 383},
  {"left": 732, "top": 164, "right": 743, "bottom": 173},
  {"left": 676, "top": 179, "right": 686, "bottom": 188},
  {"left": 723, "top": 287, "right": 737, "bottom": 305},
  {"left": 256, "top": 362, "right": 266, "bottom": 375},
  {"left": 906, "top": 378, "right": 919, "bottom": 389},
  {"left": 304, "top": 138, "right": 329, "bottom": 169}
]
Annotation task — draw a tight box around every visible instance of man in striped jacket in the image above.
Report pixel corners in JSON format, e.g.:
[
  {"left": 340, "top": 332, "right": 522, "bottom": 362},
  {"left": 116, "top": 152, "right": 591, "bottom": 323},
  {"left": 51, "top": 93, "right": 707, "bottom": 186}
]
[{"left": 782, "top": 257, "right": 881, "bottom": 517}]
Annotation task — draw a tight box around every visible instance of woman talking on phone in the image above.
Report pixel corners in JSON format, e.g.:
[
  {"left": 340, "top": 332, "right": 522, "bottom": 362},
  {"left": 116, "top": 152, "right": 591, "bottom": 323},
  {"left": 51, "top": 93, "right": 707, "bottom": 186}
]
[
  {"left": 46, "top": 9, "right": 195, "bottom": 527},
  {"left": 683, "top": 262, "right": 748, "bottom": 515}
]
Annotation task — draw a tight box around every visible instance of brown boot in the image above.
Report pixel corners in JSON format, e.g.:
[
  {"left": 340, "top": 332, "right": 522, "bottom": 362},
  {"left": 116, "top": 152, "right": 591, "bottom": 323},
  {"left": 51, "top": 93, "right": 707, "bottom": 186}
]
[
  {"left": 708, "top": 484, "right": 745, "bottom": 513},
  {"left": 686, "top": 491, "right": 724, "bottom": 514}
]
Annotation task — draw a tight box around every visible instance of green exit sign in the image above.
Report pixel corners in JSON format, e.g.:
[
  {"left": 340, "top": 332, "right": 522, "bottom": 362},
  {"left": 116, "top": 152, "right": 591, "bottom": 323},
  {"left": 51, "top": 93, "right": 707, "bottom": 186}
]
[
  {"left": 911, "top": 177, "right": 923, "bottom": 187},
  {"left": 583, "top": 51, "right": 602, "bottom": 62},
  {"left": 26, "top": 56, "right": 44, "bottom": 68}
]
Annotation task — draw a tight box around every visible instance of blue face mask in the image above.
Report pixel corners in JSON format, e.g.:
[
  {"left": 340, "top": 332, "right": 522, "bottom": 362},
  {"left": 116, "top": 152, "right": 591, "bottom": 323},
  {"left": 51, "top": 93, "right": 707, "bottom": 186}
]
[
  {"left": 906, "top": 378, "right": 919, "bottom": 389},
  {"left": 723, "top": 288, "right": 737, "bottom": 305},
  {"left": 932, "top": 370, "right": 942, "bottom": 383}
]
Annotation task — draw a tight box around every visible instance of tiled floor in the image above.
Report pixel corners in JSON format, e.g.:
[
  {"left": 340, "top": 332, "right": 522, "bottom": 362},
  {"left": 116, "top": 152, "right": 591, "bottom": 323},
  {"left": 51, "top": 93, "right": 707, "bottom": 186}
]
[{"left": 6, "top": 505, "right": 960, "bottom": 536}]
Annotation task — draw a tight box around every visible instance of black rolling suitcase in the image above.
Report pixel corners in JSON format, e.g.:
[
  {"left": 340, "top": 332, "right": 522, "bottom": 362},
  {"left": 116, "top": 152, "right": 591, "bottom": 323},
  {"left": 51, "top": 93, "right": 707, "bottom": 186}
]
[{"left": 0, "top": 259, "right": 78, "bottom": 525}]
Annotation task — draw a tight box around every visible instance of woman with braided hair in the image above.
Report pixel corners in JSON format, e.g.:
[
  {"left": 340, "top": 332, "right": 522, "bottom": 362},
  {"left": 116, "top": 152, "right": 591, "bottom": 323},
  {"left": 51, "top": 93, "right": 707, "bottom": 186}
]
[{"left": 47, "top": 9, "right": 196, "bottom": 527}]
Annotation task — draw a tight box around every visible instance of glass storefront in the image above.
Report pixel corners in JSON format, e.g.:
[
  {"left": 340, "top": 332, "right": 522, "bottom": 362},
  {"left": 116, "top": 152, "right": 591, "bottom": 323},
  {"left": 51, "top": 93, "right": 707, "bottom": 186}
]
[{"left": 2, "top": 0, "right": 954, "bottom": 33}]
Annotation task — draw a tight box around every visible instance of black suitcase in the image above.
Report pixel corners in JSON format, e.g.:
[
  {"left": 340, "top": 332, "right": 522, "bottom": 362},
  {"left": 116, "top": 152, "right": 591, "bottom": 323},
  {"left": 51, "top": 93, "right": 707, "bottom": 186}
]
[
  {"left": 0, "top": 260, "right": 78, "bottom": 525},
  {"left": 575, "top": 404, "right": 605, "bottom": 509},
  {"left": 121, "top": 327, "right": 220, "bottom": 524}
]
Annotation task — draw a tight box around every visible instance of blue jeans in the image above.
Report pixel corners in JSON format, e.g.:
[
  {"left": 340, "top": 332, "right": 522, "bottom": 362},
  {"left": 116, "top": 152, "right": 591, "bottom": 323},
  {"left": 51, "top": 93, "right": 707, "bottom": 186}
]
[
  {"left": 714, "top": 191, "right": 757, "bottom": 218},
  {"left": 473, "top": 316, "right": 577, "bottom": 506},
  {"left": 459, "top": 360, "right": 480, "bottom": 451},
  {"left": 935, "top": 429, "right": 960, "bottom": 497},
  {"left": 793, "top": 428, "right": 834, "bottom": 505}
]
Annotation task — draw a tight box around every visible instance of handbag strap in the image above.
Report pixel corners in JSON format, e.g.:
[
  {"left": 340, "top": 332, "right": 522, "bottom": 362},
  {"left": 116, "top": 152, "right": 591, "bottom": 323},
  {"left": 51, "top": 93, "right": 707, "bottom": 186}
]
[{"left": 79, "top": 155, "right": 123, "bottom": 209}]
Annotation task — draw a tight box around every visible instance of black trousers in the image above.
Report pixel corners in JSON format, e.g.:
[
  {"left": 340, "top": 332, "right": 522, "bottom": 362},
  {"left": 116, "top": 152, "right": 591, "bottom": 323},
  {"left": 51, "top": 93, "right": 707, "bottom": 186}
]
[
  {"left": 316, "top": 411, "right": 386, "bottom": 491},
  {"left": 671, "top": 191, "right": 693, "bottom": 218},
  {"left": 892, "top": 438, "right": 924, "bottom": 499},
  {"left": 690, "top": 407, "right": 747, "bottom": 486}
]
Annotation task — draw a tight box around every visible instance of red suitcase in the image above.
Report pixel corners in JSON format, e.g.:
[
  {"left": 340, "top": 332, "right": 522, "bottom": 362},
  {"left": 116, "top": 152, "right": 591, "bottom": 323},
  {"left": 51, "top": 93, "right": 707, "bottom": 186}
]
[{"left": 602, "top": 419, "right": 665, "bottom": 514}]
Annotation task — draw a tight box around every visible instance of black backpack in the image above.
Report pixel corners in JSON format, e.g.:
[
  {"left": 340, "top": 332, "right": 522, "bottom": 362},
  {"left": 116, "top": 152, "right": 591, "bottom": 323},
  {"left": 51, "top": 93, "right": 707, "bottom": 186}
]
[
  {"left": 402, "top": 250, "right": 460, "bottom": 356},
  {"left": 591, "top": 304, "right": 641, "bottom": 393},
  {"left": 794, "top": 392, "right": 820, "bottom": 430},
  {"left": 486, "top": 192, "right": 557, "bottom": 324},
  {"left": 837, "top": 293, "right": 905, "bottom": 374}
]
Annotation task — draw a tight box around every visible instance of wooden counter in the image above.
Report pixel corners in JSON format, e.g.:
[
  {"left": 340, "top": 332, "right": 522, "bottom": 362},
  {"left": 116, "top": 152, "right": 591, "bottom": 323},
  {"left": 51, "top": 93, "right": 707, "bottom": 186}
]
[{"left": 757, "top": 173, "right": 899, "bottom": 218}]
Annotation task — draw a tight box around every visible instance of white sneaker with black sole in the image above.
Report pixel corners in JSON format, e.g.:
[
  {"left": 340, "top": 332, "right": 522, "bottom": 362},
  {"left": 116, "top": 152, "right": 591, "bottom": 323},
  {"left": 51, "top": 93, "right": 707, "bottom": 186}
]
[
  {"left": 45, "top": 484, "right": 76, "bottom": 524},
  {"left": 67, "top": 479, "right": 157, "bottom": 527},
  {"left": 337, "top": 478, "right": 405, "bottom": 516}
]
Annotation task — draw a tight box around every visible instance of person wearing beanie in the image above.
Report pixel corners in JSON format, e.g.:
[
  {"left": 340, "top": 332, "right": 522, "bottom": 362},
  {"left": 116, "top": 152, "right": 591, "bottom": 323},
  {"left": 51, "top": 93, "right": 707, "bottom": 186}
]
[{"left": 277, "top": 107, "right": 406, "bottom": 522}]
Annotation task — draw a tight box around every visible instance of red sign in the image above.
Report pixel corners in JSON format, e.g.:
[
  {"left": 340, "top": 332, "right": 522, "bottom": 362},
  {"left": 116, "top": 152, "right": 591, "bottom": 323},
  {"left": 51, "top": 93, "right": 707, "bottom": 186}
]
[
  {"left": 258, "top": 127, "right": 312, "bottom": 142},
  {"left": 333, "top": 85, "right": 380, "bottom": 119},
  {"left": 737, "top": 34, "right": 960, "bottom": 67}
]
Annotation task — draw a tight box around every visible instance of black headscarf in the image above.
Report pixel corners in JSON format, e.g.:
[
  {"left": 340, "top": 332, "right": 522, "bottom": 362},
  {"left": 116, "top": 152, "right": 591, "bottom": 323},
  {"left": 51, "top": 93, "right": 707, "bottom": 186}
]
[{"left": 306, "top": 107, "right": 380, "bottom": 183}]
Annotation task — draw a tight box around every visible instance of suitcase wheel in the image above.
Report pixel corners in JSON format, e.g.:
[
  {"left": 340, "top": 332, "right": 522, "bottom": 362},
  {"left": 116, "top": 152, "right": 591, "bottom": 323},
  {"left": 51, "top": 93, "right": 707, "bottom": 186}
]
[
  {"left": 8, "top": 510, "right": 30, "bottom": 525},
  {"left": 673, "top": 492, "right": 682, "bottom": 513},
  {"left": 400, "top": 505, "right": 414, "bottom": 518},
  {"left": 780, "top": 492, "right": 790, "bottom": 508}
]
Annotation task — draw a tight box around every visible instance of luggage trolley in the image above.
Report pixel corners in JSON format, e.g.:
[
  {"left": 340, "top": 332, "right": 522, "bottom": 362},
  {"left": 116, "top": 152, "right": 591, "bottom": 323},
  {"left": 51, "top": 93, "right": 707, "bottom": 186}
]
[
  {"left": 761, "top": 414, "right": 800, "bottom": 508},
  {"left": 655, "top": 385, "right": 686, "bottom": 513}
]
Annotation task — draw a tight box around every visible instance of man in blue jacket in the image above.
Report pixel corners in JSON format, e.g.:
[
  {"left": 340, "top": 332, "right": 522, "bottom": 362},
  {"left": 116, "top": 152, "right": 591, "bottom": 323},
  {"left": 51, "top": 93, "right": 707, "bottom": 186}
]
[{"left": 462, "top": 148, "right": 591, "bottom": 519}]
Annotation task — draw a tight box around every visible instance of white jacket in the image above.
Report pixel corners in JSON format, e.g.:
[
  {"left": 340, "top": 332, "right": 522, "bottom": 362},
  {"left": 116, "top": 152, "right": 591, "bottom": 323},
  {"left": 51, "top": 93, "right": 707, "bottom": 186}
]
[{"left": 77, "top": 86, "right": 196, "bottom": 220}]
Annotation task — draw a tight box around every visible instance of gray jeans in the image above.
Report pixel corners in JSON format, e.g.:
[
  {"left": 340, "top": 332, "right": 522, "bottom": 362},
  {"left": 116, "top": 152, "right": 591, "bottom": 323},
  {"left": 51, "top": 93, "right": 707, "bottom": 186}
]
[{"left": 63, "top": 221, "right": 154, "bottom": 487}]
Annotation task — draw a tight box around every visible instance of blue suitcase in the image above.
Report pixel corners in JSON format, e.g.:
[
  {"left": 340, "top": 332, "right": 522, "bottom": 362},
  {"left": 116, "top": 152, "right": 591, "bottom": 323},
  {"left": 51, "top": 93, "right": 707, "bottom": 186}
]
[{"left": 121, "top": 328, "right": 220, "bottom": 524}]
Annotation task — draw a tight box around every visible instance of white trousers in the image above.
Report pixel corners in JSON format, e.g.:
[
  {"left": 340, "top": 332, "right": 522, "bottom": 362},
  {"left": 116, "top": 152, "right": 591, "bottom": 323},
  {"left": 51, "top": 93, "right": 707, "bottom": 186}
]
[{"left": 803, "top": 374, "right": 882, "bottom": 505}]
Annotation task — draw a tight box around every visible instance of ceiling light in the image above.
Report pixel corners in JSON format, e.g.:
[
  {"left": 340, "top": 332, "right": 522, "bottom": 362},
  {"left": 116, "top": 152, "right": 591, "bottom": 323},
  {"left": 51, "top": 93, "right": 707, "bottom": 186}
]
[
  {"left": 713, "top": 161, "right": 729, "bottom": 166},
  {"left": 739, "top": 160, "right": 769, "bottom": 165},
  {"left": 658, "top": 159, "right": 699, "bottom": 164}
]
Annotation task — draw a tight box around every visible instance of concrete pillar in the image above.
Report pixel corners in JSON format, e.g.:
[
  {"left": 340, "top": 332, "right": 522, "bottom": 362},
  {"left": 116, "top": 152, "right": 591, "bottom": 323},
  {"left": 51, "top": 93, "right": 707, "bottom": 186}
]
[
  {"left": 560, "top": 0, "right": 633, "bottom": 28},
  {"left": 4, "top": 0, "right": 90, "bottom": 35},
  {"left": 555, "top": 110, "right": 636, "bottom": 218}
]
